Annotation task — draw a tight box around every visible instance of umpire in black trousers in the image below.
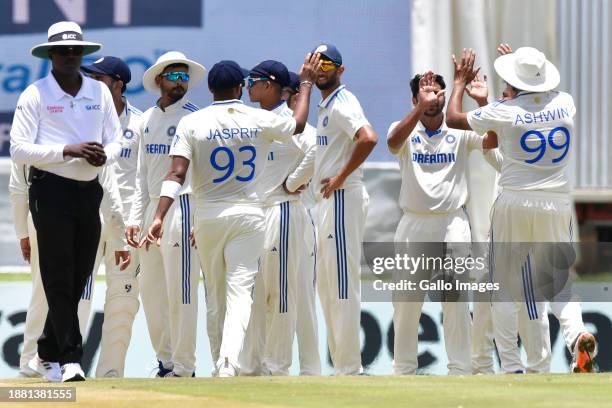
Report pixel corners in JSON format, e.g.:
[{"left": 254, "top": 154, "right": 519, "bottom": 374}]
[{"left": 9, "top": 21, "right": 122, "bottom": 382}]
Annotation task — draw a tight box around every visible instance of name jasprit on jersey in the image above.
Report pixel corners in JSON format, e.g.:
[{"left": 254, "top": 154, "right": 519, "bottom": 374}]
[{"left": 207, "top": 127, "right": 262, "bottom": 140}]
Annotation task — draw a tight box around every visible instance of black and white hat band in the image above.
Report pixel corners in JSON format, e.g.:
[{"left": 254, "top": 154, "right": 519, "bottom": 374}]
[{"left": 48, "top": 31, "right": 83, "bottom": 42}]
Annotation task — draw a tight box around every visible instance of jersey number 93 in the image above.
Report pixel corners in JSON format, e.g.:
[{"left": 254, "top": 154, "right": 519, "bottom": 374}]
[{"left": 210, "top": 146, "right": 256, "bottom": 183}]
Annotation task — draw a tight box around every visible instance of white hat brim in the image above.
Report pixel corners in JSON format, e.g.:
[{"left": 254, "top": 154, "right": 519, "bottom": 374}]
[
  {"left": 143, "top": 57, "right": 206, "bottom": 93},
  {"left": 30, "top": 41, "right": 102, "bottom": 59},
  {"left": 494, "top": 53, "right": 560, "bottom": 93}
]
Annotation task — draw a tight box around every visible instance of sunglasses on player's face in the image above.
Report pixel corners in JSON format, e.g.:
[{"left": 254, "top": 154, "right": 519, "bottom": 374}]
[
  {"left": 247, "top": 77, "right": 269, "bottom": 88},
  {"left": 50, "top": 46, "right": 84, "bottom": 56},
  {"left": 320, "top": 60, "right": 340, "bottom": 72},
  {"left": 160, "top": 72, "right": 190, "bottom": 82}
]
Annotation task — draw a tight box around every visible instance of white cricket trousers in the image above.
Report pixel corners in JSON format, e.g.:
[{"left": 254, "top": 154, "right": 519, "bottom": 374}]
[
  {"left": 392, "top": 208, "right": 472, "bottom": 375},
  {"left": 240, "top": 200, "right": 316, "bottom": 375},
  {"left": 139, "top": 195, "right": 200, "bottom": 377},
  {"left": 296, "top": 208, "right": 321, "bottom": 375},
  {"left": 316, "top": 186, "right": 368, "bottom": 375},
  {"left": 490, "top": 189, "right": 586, "bottom": 373},
  {"left": 20, "top": 215, "right": 96, "bottom": 373},
  {"left": 95, "top": 243, "right": 140, "bottom": 378},
  {"left": 194, "top": 205, "right": 265, "bottom": 374}
]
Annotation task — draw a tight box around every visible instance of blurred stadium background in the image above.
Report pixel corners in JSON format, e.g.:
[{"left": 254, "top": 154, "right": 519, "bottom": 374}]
[{"left": 0, "top": 0, "right": 610, "bottom": 378}]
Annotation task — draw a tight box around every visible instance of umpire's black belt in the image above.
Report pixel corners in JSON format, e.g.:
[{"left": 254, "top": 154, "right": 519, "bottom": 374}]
[{"left": 29, "top": 167, "right": 98, "bottom": 187}]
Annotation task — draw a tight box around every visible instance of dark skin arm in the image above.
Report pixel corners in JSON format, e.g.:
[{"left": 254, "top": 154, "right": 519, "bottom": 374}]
[
  {"left": 320, "top": 125, "right": 378, "bottom": 199},
  {"left": 141, "top": 156, "right": 189, "bottom": 248},
  {"left": 292, "top": 53, "right": 322, "bottom": 134},
  {"left": 446, "top": 48, "right": 479, "bottom": 130},
  {"left": 446, "top": 49, "right": 498, "bottom": 148}
]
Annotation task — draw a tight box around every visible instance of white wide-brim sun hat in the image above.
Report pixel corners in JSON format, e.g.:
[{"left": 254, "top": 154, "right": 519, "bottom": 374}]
[
  {"left": 494, "top": 46, "right": 560, "bottom": 93},
  {"left": 31, "top": 21, "right": 101, "bottom": 59},
  {"left": 143, "top": 51, "right": 206, "bottom": 93}
]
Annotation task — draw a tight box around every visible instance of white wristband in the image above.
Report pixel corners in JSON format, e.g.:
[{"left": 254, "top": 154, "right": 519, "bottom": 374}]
[{"left": 160, "top": 180, "right": 182, "bottom": 200}]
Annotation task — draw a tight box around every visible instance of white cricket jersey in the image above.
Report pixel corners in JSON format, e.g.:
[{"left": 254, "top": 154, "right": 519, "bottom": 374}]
[
  {"left": 9, "top": 73, "right": 122, "bottom": 181},
  {"left": 113, "top": 98, "right": 142, "bottom": 212},
  {"left": 170, "top": 99, "right": 296, "bottom": 213},
  {"left": 389, "top": 121, "right": 483, "bottom": 214},
  {"left": 313, "top": 85, "right": 370, "bottom": 198},
  {"left": 128, "top": 96, "right": 198, "bottom": 227},
  {"left": 259, "top": 101, "right": 316, "bottom": 206},
  {"left": 467, "top": 91, "right": 576, "bottom": 193}
]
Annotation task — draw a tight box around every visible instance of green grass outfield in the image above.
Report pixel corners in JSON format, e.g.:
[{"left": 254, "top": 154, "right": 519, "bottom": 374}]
[{"left": 1, "top": 375, "right": 611, "bottom": 408}]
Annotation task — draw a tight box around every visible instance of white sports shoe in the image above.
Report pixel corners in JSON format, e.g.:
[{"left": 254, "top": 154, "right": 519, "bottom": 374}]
[
  {"left": 218, "top": 357, "right": 237, "bottom": 378},
  {"left": 27, "top": 354, "right": 61, "bottom": 382},
  {"left": 61, "top": 363, "right": 86, "bottom": 382}
]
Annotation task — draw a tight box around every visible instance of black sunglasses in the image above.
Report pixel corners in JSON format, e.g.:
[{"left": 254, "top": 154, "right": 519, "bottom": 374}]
[{"left": 50, "top": 46, "right": 84, "bottom": 56}]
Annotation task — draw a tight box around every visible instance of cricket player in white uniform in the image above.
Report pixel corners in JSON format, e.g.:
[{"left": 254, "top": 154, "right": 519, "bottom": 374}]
[
  {"left": 142, "top": 56, "right": 320, "bottom": 377},
  {"left": 239, "top": 61, "right": 317, "bottom": 376},
  {"left": 10, "top": 161, "right": 127, "bottom": 381},
  {"left": 81, "top": 56, "right": 142, "bottom": 377},
  {"left": 281, "top": 71, "right": 322, "bottom": 375},
  {"left": 126, "top": 52, "right": 204, "bottom": 377},
  {"left": 386, "top": 71, "right": 499, "bottom": 375},
  {"left": 447, "top": 47, "right": 596, "bottom": 373},
  {"left": 292, "top": 44, "right": 378, "bottom": 375}
]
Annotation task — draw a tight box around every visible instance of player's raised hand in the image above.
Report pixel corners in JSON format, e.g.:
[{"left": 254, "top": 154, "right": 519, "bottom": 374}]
[
  {"left": 466, "top": 73, "right": 488, "bottom": 106},
  {"left": 452, "top": 48, "right": 480, "bottom": 86},
  {"left": 126, "top": 225, "right": 141, "bottom": 248},
  {"left": 140, "top": 218, "right": 163, "bottom": 250},
  {"left": 417, "top": 70, "right": 445, "bottom": 111},
  {"left": 497, "top": 43, "right": 513, "bottom": 55},
  {"left": 299, "top": 52, "right": 322, "bottom": 83}
]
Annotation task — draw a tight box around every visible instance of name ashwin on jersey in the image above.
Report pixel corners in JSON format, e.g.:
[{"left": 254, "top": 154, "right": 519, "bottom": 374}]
[{"left": 514, "top": 107, "right": 570, "bottom": 126}]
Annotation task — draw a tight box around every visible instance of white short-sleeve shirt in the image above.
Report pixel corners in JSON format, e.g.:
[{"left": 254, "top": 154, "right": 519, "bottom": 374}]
[
  {"left": 170, "top": 99, "right": 296, "bottom": 209},
  {"left": 467, "top": 91, "right": 576, "bottom": 192},
  {"left": 390, "top": 121, "right": 483, "bottom": 213},
  {"left": 313, "top": 85, "right": 370, "bottom": 196},
  {"left": 114, "top": 99, "right": 142, "bottom": 209},
  {"left": 9, "top": 73, "right": 122, "bottom": 181},
  {"left": 258, "top": 101, "right": 316, "bottom": 206}
]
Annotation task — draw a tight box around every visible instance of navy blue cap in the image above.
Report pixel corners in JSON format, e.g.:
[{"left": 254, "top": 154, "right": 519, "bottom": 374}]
[
  {"left": 312, "top": 43, "right": 342, "bottom": 65},
  {"left": 287, "top": 71, "right": 300, "bottom": 92},
  {"left": 249, "top": 60, "right": 290, "bottom": 88},
  {"left": 208, "top": 60, "right": 249, "bottom": 90},
  {"left": 81, "top": 56, "right": 131, "bottom": 84}
]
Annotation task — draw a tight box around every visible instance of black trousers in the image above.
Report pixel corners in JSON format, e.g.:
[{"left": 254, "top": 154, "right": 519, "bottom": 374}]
[{"left": 29, "top": 169, "right": 102, "bottom": 365}]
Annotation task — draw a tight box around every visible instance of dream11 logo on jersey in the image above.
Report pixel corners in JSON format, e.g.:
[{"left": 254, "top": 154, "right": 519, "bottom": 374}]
[{"left": 0, "top": 0, "right": 202, "bottom": 34}]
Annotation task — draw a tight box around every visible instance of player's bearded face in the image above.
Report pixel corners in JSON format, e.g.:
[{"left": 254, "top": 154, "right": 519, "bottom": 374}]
[
  {"left": 316, "top": 67, "right": 339, "bottom": 90},
  {"left": 160, "top": 67, "right": 189, "bottom": 100}
]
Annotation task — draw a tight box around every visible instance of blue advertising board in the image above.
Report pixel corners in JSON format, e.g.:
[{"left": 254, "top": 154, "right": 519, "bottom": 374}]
[{"left": 0, "top": 0, "right": 412, "bottom": 161}]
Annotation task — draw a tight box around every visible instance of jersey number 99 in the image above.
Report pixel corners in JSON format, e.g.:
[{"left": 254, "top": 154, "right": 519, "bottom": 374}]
[
  {"left": 520, "top": 126, "right": 570, "bottom": 164},
  {"left": 210, "top": 146, "right": 257, "bottom": 183}
]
